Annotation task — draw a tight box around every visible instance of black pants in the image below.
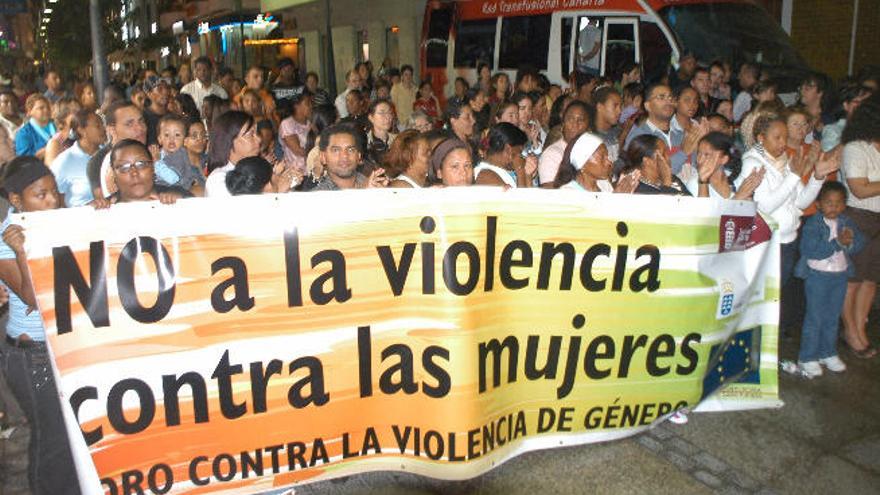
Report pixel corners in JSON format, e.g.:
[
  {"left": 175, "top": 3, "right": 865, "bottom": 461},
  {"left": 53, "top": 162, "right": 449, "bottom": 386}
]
[{"left": 0, "top": 340, "right": 81, "bottom": 495}]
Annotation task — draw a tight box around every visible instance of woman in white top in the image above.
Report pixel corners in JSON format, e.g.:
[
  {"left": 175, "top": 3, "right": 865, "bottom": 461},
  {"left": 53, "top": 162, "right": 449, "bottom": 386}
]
[
  {"left": 475, "top": 123, "right": 536, "bottom": 188},
  {"left": 552, "top": 132, "right": 638, "bottom": 193},
  {"left": 840, "top": 93, "right": 880, "bottom": 358},
  {"left": 386, "top": 129, "right": 430, "bottom": 188},
  {"left": 735, "top": 113, "right": 838, "bottom": 287},
  {"left": 689, "top": 132, "right": 764, "bottom": 200},
  {"left": 205, "top": 111, "right": 262, "bottom": 197}
]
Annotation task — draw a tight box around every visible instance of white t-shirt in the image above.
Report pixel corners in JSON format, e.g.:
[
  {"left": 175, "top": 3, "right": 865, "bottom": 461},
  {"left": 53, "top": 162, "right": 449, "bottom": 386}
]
[
  {"left": 180, "top": 80, "right": 228, "bottom": 117},
  {"left": 842, "top": 141, "right": 880, "bottom": 212},
  {"left": 205, "top": 162, "right": 235, "bottom": 197}
]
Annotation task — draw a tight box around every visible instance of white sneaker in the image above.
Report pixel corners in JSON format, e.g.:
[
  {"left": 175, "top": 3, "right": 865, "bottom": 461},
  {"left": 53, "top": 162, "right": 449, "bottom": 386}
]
[
  {"left": 669, "top": 411, "right": 689, "bottom": 424},
  {"left": 819, "top": 355, "right": 847, "bottom": 373},
  {"left": 799, "top": 360, "right": 823, "bottom": 378}
]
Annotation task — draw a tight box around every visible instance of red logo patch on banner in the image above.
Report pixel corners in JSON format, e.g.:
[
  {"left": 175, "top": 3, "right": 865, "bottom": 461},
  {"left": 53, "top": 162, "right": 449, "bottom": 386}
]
[{"left": 719, "top": 215, "right": 772, "bottom": 252}]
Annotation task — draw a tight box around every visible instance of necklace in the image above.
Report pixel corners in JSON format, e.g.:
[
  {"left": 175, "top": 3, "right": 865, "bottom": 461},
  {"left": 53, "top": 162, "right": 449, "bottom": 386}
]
[{"left": 639, "top": 177, "right": 662, "bottom": 189}]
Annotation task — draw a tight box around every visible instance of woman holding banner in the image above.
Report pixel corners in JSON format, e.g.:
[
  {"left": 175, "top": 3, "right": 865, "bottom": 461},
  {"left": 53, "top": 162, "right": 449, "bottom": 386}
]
[
  {"left": 0, "top": 156, "right": 80, "bottom": 494},
  {"left": 553, "top": 132, "right": 639, "bottom": 193},
  {"left": 624, "top": 135, "right": 691, "bottom": 196},
  {"left": 431, "top": 138, "right": 474, "bottom": 187}
]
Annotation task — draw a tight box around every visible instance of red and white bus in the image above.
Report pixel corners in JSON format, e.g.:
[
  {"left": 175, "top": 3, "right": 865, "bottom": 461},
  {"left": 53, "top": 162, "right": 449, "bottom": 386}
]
[{"left": 421, "top": 0, "right": 808, "bottom": 100}]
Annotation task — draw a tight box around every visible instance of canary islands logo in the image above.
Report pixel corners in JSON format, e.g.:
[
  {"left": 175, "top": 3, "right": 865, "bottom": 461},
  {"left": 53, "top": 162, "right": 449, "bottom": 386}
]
[{"left": 717, "top": 280, "right": 735, "bottom": 318}]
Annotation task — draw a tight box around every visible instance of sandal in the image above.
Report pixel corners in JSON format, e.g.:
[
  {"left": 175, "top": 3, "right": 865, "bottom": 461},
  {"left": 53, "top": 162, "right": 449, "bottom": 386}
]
[{"left": 848, "top": 345, "right": 878, "bottom": 359}]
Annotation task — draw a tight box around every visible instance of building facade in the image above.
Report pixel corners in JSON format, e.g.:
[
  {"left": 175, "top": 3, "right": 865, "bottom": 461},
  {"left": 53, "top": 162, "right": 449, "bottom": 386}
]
[{"left": 260, "top": 0, "right": 425, "bottom": 93}]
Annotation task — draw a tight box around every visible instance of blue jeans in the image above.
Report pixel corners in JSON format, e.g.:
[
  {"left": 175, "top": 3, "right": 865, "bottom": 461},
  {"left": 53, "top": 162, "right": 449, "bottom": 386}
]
[
  {"left": 780, "top": 241, "right": 798, "bottom": 287},
  {"left": 799, "top": 270, "right": 848, "bottom": 362},
  {"left": 0, "top": 340, "right": 81, "bottom": 495}
]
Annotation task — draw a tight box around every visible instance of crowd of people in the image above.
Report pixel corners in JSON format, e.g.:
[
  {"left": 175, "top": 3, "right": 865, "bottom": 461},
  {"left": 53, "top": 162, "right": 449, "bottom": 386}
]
[{"left": 0, "top": 52, "right": 879, "bottom": 493}]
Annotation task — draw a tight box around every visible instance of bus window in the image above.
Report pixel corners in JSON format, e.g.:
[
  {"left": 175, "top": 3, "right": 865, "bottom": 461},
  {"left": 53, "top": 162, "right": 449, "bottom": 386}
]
[
  {"left": 640, "top": 22, "right": 672, "bottom": 84},
  {"left": 561, "top": 17, "right": 574, "bottom": 78},
  {"left": 603, "top": 20, "right": 639, "bottom": 81},
  {"left": 426, "top": 6, "right": 453, "bottom": 68},
  {"left": 454, "top": 19, "right": 496, "bottom": 68},
  {"left": 499, "top": 15, "right": 551, "bottom": 70},
  {"left": 575, "top": 16, "right": 604, "bottom": 75}
]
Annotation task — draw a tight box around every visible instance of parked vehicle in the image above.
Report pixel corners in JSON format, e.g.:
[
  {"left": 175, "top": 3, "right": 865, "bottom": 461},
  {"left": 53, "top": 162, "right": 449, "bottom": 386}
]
[{"left": 421, "top": 0, "right": 809, "bottom": 100}]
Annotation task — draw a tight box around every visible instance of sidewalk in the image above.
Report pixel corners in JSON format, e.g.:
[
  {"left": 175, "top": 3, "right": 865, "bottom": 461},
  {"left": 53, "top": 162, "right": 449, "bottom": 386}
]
[{"left": 2, "top": 323, "right": 878, "bottom": 495}]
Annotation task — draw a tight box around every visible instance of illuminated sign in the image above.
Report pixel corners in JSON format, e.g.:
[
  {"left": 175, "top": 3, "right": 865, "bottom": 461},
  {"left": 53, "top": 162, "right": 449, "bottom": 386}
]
[{"left": 243, "top": 38, "right": 299, "bottom": 46}]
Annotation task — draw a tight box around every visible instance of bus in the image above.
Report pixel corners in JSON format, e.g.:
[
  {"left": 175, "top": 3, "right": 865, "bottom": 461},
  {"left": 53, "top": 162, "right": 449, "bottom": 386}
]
[{"left": 420, "top": 0, "right": 809, "bottom": 102}]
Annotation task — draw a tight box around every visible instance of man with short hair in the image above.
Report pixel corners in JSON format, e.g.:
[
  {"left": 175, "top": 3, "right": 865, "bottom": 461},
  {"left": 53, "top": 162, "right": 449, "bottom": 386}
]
[
  {"left": 87, "top": 101, "right": 147, "bottom": 198},
  {"left": 217, "top": 67, "right": 236, "bottom": 97},
  {"left": 305, "top": 71, "right": 331, "bottom": 107},
  {"left": 574, "top": 72, "right": 599, "bottom": 104},
  {"left": 335, "top": 69, "right": 363, "bottom": 119},
  {"left": 391, "top": 65, "right": 417, "bottom": 125},
  {"left": 624, "top": 83, "right": 704, "bottom": 178},
  {"left": 669, "top": 52, "right": 697, "bottom": 91},
  {"left": 271, "top": 58, "right": 299, "bottom": 93},
  {"left": 593, "top": 87, "right": 623, "bottom": 163},
  {"left": 312, "top": 125, "right": 367, "bottom": 190},
  {"left": 143, "top": 76, "right": 170, "bottom": 146},
  {"left": 43, "top": 70, "right": 67, "bottom": 103},
  {"left": 0, "top": 90, "right": 23, "bottom": 138},
  {"left": 690, "top": 67, "right": 716, "bottom": 118},
  {"left": 180, "top": 57, "right": 228, "bottom": 116},
  {"left": 161, "top": 66, "right": 178, "bottom": 84},
  {"left": 234, "top": 66, "right": 276, "bottom": 121}
]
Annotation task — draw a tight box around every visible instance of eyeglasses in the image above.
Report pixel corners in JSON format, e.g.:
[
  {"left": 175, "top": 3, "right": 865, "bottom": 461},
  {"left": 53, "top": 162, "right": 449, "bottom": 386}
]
[
  {"left": 113, "top": 160, "right": 153, "bottom": 174},
  {"left": 188, "top": 132, "right": 209, "bottom": 140},
  {"left": 652, "top": 94, "right": 674, "bottom": 101}
]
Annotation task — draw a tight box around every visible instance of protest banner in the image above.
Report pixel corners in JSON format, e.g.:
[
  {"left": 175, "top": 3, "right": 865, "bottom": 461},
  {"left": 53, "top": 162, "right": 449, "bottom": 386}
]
[{"left": 20, "top": 189, "right": 781, "bottom": 494}]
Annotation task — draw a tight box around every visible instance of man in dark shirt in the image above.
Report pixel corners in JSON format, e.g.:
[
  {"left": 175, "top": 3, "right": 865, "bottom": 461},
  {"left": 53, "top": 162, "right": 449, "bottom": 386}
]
[
  {"left": 143, "top": 76, "right": 171, "bottom": 146},
  {"left": 311, "top": 124, "right": 391, "bottom": 190}
]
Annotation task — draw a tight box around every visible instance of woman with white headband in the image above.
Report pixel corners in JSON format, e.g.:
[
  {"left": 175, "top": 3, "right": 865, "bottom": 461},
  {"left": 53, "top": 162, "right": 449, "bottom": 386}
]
[{"left": 552, "top": 132, "right": 639, "bottom": 193}]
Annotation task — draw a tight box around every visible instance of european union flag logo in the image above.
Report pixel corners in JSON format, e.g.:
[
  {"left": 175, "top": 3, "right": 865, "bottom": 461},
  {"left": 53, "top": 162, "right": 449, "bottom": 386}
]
[{"left": 701, "top": 327, "right": 761, "bottom": 400}]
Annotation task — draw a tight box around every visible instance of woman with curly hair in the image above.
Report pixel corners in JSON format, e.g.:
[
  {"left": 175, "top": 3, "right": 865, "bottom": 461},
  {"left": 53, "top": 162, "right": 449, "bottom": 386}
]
[{"left": 840, "top": 92, "right": 880, "bottom": 358}]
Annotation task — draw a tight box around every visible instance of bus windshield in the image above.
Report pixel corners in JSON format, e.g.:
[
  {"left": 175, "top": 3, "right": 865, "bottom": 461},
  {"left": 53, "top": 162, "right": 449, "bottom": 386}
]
[{"left": 658, "top": 3, "right": 808, "bottom": 75}]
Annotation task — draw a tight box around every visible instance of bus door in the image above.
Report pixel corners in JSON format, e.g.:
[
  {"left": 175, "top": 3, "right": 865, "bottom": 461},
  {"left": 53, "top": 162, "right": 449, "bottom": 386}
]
[
  {"left": 602, "top": 18, "right": 640, "bottom": 80},
  {"left": 422, "top": 2, "right": 454, "bottom": 102},
  {"left": 560, "top": 14, "right": 641, "bottom": 81}
]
